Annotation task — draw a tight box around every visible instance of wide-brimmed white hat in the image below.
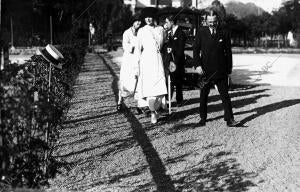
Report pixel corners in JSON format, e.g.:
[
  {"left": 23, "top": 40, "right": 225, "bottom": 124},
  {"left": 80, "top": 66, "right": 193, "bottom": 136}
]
[{"left": 37, "top": 44, "right": 64, "bottom": 68}]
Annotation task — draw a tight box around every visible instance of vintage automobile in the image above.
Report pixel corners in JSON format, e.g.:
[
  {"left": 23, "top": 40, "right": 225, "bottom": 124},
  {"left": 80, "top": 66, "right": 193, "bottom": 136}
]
[{"left": 157, "top": 7, "right": 207, "bottom": 88}]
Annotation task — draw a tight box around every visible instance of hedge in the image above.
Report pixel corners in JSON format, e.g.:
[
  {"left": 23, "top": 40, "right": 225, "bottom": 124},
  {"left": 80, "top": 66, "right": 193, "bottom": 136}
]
[{"left": 0, "top": 43, "right": 85, "bottom": 189}]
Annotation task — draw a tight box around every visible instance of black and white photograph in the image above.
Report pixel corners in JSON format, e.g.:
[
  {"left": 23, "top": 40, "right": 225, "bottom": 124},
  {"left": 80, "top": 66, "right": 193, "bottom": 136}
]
[{"left": 0, "top": 0, "right": 299, "bottom": 191}]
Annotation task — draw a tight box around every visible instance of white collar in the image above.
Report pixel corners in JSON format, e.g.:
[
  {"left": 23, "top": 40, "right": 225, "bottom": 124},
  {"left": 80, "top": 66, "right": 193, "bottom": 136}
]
[
  {"left": 172, "top": 25, "right": 178, "bottom": 35},
  {"left": 209, "top": 27, "right": 216, "bottom": 34}
]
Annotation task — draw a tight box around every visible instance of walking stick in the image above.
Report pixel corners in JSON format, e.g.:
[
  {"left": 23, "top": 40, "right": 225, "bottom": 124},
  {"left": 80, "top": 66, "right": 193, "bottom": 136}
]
[
  {"left": 132, "top": 75, "right": 138, "bottom": 98},
  {"left": 167, "top": 52, "right": 176, "bottom": 115},
  {"left": 168, "top": 74, "right": 171, "bottom": 114}
]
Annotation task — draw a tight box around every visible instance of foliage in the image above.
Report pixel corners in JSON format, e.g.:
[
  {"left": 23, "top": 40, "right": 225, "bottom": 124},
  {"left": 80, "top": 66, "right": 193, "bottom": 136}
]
[
  {"left": 2, "top": 0, "right": 130, "bottom": 46},
  {"left": 2, "top": 0, "right": 299, "bottom": 47},
  {"left": 0, "top": 44, "right": 85, "bottom": 188},
  {"left": 223, "top": 0, "right": 300, "bottom": 47}
]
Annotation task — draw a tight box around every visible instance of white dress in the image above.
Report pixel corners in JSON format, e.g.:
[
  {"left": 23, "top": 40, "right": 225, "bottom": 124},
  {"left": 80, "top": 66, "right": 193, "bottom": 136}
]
[
  {"left": 119, "top": 27, "right": 139, "bottom": 97},
  {"left": 135, "top": 25, "right": 167, "bottom": 99}
]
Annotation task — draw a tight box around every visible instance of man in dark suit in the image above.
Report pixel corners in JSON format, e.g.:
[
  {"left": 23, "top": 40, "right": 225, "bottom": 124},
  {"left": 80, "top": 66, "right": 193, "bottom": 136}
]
[
  {"left": 193, "top": 10, "right": 239, "bottom": 127},
  {"left": 164, "top": 15, "right": 186, "bottom": 107}
]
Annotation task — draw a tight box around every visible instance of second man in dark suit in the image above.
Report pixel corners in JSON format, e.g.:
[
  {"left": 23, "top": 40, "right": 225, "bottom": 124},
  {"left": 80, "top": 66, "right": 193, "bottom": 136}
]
[
  {"left": 164, "top": 15, "right": 186, "bottom": 107},
  {"left": 193, "top": 10, "right": 239, "bottom": 127}
]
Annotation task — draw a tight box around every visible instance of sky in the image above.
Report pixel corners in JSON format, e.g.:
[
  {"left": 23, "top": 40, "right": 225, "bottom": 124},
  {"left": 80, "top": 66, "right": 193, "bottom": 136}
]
[
  {"left": 224, "top": 0, "right": 284, "bottom": 12},
  {"left": 200, "top": 0, "right": 285, "bottom": 13}
]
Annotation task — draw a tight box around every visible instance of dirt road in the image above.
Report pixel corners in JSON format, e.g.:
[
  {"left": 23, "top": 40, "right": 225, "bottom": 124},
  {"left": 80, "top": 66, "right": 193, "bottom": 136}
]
[{"left": 49, "top": 51, "right": 300, "bottom": 192}]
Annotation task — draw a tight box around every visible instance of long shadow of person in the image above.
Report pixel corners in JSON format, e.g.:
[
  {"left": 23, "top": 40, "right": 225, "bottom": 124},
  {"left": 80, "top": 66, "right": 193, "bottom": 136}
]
[
  {"left": 185, "top": 88, "right": 270, "bottom": 106},
  {"left": 237, "top": 99, "right": 300, "bottom": 125},
  {"left": 160, "top": 93, "right": 271, "bottom": 128},
  {"left": 100, "top": 53, "right": 176, "bottom": 191}
]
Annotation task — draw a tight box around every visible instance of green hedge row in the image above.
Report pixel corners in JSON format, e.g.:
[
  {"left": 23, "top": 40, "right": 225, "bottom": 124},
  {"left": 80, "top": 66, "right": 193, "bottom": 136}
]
[{"left": 0, "top": 44, "right": 86, "bottom": 189}]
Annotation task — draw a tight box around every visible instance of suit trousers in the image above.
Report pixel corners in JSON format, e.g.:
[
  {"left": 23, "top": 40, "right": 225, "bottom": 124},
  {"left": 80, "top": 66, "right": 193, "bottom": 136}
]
[
  {"left": 199, "top": 77, "right": 234, "bottom": 121},
  {"left": 170, "top": 70, "right": 183, "bottom": 103}
]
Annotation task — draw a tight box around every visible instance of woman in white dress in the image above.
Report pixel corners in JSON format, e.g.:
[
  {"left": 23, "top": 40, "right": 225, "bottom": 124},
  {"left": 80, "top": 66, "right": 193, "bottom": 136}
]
[
  {"left": 135, "top": 10, "right": 168, "bottom": 124},
  {"left": 117, "top": 15, "right": 142, "bottom": 111}
]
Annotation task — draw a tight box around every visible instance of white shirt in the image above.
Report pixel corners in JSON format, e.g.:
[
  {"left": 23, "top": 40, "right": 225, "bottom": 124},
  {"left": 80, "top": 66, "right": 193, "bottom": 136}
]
[
  {"left": 172, "top": 25, "right": 178, "bottom": 36},
  {"left": 209, "top": 27, "right": 216, "bottom": 35}
]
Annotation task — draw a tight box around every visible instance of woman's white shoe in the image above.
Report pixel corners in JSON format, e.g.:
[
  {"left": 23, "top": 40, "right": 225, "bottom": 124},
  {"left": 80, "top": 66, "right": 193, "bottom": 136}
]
[
  {"left": 161, "top": 97, "right": 167, "bottom": 110},
  {"left": 151, "top": 112, "right": 157, "bottom": 124}
]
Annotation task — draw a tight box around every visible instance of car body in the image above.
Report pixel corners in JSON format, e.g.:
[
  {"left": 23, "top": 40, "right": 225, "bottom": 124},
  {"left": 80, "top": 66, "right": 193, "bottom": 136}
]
[{"left": 157, "top": 7, "right": 207, "bottom": 88}]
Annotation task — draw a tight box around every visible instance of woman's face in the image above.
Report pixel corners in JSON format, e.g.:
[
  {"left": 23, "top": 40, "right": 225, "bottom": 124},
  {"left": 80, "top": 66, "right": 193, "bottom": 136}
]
[
  {"left": 145, "top": 17, "right": 153, "bottom": 25},
  {"left": 133, "top": 20, "right": 141, "bottom": 30}
]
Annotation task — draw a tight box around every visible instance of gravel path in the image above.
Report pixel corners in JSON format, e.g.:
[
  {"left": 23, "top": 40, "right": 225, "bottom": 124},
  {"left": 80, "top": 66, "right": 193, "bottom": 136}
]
[{"left": 49, "top": 52, "right": 300, "bottom": 192}]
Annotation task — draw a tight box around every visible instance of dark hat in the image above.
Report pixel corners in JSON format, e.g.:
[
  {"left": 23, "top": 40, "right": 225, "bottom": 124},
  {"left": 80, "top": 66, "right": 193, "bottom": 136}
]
[
  {"left": 37, "top": 44, "right": 64, "bottom": 69},
  {"left": 131, "top": 13, "right": 142, "bottom": 23},
  {"left": 141, "top": 7, "right": 158, "bottom": 19}
]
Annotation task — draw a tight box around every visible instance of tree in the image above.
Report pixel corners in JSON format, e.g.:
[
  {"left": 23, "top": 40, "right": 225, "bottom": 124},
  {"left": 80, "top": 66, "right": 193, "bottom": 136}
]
[
  {"left": 281, "top": 0, "right": 300, "bottom": 32},
  {"left": 211, "top": 0, "right": 226, "bottom": 21},
  {"left": 1, "top": 0, "right": 128, "bottom": 46},
  {"left": 224, "top": 14, "right": 246, "bottom": 46}
]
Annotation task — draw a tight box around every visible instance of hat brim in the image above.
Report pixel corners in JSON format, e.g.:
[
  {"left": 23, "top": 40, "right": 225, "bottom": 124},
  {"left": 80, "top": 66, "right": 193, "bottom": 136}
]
[{"left": 36, "top": 48, "right": 63, "bottom": 69}]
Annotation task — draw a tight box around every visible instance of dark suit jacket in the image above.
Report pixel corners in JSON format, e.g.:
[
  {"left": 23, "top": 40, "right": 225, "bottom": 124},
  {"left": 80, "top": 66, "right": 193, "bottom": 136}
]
[
  {"left": 193, "top": 26, "right": 232, "bottom": 80},
  {"left": 165, "top": 26, "right": 186, "bottom": 74}
]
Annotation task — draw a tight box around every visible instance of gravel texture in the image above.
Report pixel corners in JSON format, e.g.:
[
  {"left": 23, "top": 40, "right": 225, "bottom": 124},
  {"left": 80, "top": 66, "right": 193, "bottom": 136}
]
[{"left": 48, "top": 52, "right": 300, "bottom": 192}]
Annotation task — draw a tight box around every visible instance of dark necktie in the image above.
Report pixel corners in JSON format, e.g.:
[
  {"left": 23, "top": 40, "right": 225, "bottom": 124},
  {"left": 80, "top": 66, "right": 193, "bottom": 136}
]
[
  {"left": 211, "top": 28, "right": 216, "bottom": 39},
  {"left": 167, "top": 31, "right": 172, "bottom": 41}
]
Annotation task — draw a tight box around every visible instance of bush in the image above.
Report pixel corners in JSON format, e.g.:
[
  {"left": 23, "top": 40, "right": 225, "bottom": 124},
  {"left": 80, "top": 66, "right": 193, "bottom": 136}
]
[{"left": 0, "top": 43, "right": 85, "bottom": 189}]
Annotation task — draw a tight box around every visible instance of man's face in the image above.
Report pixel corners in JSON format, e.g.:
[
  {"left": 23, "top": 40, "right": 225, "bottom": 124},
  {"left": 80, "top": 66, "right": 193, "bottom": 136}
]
[
  {"left": 207, "top": 15, "right": 218, "bottom": 29},
  {"left": 145, "top": 17, "right": 153, "bottom": 25},
  {"left": 164, "top": 18, "right": 173, "bottom": 31},
  {"left": 133, "top": 20, "right": 141, "bottom": 30}
]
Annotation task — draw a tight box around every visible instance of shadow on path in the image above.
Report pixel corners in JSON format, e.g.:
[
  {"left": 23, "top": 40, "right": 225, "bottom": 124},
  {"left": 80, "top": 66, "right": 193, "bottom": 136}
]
[
  {"left": 160, "top": 92, "right": 271, "bottom": 130},
  {"left": 184, "top": 88, "right": 270, "bottom": 106},
  {"left": 99, "top": 54, "right": 176, "bottom": 191},
  {"left": 63, "top": 111, "right": 117, "bottom": 125},
  {"left": 237, "top": 99, "right": 300, "bottom": 125},
  {"left": 180, "top": 99, "right": 300, "bottom": 130},
  {"left": 171, "top": 150, "right": 257, "bottom": 191}
]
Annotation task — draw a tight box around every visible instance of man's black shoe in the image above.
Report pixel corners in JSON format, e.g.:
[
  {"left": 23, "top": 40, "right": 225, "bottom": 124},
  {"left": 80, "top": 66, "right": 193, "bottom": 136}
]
[
  {"left": 198, "top": 119, "right": 206, "bottom": 126},
  {"left": 117, "top": 103, "right": 124, "bottom": 112},
  {"left": 135, "top": 107, "right": 143, "bottom": 114},
  {"left": 226, "top": 119, "right": 240, "bottom": 127}
]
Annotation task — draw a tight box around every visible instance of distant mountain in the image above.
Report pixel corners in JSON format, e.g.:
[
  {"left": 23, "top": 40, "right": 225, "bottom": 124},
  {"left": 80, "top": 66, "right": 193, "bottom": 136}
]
[{"left": 225, "top": 1, "right": 266, "bottom": 18}]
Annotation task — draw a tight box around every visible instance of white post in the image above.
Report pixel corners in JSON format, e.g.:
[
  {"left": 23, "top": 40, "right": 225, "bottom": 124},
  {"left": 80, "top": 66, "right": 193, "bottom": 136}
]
[
  {"left": 168, "top": 74, "right": 171, "bottom": 114},
  {"left": 132, "top": 0, "right": 136, "bottom": 14},
  {"left": 48, "top": 63, "right": 52, "bottom": 93},
  {"left": 192, "top": 0, "right": 198, "bottom": 9}
]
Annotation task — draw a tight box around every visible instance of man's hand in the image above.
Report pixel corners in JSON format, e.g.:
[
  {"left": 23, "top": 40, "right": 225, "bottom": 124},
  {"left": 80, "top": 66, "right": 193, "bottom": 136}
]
[{"left": 195, "top": 66, "right": 204, "bottom": 75}]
